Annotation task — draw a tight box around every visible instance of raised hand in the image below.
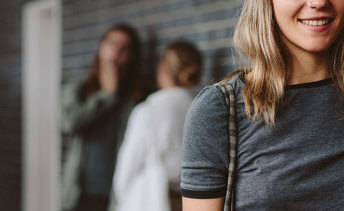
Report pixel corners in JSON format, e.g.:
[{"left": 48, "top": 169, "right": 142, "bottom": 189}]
[{"left": 99, "top": 61, "right": 119, "bottom": 94}]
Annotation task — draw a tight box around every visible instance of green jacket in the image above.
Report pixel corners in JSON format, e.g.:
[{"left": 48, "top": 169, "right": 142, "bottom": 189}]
[{"left": 60, "top": 82, "right": 134, "bottom": 211}]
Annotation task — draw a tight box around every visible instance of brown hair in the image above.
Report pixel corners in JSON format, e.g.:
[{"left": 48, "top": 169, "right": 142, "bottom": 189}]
[
  {"left": 162, "top": 41, "right": 203, "bottom": 88},
  {"left": 83, "top": 23, "right": 142, "bottom": 99}
]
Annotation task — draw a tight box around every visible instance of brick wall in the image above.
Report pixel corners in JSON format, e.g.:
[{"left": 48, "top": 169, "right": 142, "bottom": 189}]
[
  {"left": 62, "top": 0, "right": 243, "bottom": 87},
  {"left": 0, "top": 0, "right": 31, "bottom": 210}
]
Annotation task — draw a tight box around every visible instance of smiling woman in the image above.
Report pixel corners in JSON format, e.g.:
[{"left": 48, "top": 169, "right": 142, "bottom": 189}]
[
  {"left": 181, "top": 0, "right": 344, "bottom": 210},
  {"left": 273, "top": 0, "right": 344, "bottom": 54}
]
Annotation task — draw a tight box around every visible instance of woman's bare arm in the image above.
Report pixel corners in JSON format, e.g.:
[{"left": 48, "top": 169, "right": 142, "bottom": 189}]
[{"left": 182, "top": 197, "right": 224, "bottom": 211}]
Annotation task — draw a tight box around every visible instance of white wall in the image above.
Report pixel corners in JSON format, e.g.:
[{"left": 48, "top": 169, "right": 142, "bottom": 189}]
[{"left": 22, "top": 1, "right": 62, "bottom": 211}]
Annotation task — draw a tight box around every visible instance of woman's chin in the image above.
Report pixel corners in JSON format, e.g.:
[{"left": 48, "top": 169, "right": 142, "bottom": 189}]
[{"left": 301, "top": 44, "right": 333, "bottom": 54}]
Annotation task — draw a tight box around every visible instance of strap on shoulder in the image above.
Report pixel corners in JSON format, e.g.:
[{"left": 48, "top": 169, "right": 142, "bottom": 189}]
[{"left": 218, "top": 84, "right": 238, "bottom": 211}]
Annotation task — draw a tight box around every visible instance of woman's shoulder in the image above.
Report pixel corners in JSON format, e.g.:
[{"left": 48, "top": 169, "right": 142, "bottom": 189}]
[
  {"left": 61, "top": 81, "right": 85, "bottom": 101},
  {"left": 194, "top": 70, "right": 245, "bottom": 107},
  {"left": 187, "top": 85, "right": 228, "bottom": 119},
  {"left": 218, "top": 69, "right": 246, "bottom": 90},
  {"left": 62, "top": 80, "right": 84, "bottom": 95},
  {"left": 145, "top": 88, "right": 194, "bottom": 107},
  {"left": 63, "top": 80, "right": 83, "bottom": 89}
]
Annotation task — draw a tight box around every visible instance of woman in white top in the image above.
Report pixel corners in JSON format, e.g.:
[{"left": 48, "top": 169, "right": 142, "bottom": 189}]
[{"left": 113, "top": 41, "right": 203, "bottom": 211}]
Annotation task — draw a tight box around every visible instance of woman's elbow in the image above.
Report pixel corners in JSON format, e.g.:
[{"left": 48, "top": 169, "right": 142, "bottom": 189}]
[{"left": 182, "top": 197, "right": 225, "bottom": 211}]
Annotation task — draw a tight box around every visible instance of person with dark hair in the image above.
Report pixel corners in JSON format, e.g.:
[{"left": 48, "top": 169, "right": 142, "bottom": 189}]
[
  {"left": 61, "top": 23, "right": 142, "bottom": 211},
  {"left": 112, "top": 41, "right": 203, "bottom": 211}
]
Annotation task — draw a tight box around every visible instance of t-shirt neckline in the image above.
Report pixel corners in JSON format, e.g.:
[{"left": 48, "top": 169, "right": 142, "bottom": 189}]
[
  {"left": 237, "top": 72, "right": 333, "bottom": 90},
  {"left": 285, "top": 78, "right": 333, "bottom": 90}
]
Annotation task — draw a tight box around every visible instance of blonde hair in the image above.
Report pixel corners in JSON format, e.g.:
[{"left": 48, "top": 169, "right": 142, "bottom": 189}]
[
  {"left": 232, "top": 0, "right": 344, "bottom": 125},
  {"left": 163, "top": 41, "right": 203, "bottom": 88}
]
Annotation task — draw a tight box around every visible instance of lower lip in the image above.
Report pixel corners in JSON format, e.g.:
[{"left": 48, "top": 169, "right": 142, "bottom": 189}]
[{"left": 299, "top": 21, "right": 332, "bottom": 32}]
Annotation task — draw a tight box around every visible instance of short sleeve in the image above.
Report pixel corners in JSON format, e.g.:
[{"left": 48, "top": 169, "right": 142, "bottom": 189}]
[{"left": 181, "top": 85, "right": 229, "bottom": 199}]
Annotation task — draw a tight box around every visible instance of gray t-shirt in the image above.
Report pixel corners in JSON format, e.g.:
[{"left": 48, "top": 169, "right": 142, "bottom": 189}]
[{"left": 181, "top": 72, "right": 344, "bottom": 210}]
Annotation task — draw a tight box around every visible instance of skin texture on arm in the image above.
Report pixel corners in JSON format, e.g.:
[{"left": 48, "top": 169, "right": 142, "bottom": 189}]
[{"left": 182, "top": 197, "right": 225, "bottom": 211}]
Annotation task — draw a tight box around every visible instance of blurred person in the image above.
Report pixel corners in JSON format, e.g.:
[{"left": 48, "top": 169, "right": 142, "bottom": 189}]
[
  {"left": 61, "top": 23, "right": 142, "bottom": 211},
  {"left": 113, "top": 41, "right": 203, "bottom": 211}
]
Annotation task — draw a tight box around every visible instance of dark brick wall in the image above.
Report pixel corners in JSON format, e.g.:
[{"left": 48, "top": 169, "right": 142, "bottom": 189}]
[
  {"left": 62, "top": 0, "right": 243, "bottom": 87},
  {"left": 0, "top": 0, "right": 31, "bottom": 210}
]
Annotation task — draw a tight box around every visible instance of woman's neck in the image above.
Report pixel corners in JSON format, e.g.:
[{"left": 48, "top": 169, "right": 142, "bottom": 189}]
[
  {"left": 158, "top": 80, "right": 178, "bottom": 89},
  {"left": 287, "top": 46, "right": 331, "bottom": 85}
]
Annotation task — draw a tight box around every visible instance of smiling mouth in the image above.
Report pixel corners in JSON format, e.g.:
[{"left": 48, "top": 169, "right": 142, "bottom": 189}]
[{"left": 298, "top": 18, "right": 334, "bottom": 26}]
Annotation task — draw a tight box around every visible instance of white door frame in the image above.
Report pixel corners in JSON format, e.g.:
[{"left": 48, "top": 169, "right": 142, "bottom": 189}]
[{"left": 22, "top": 1, "right": 61, "bottom": 211}]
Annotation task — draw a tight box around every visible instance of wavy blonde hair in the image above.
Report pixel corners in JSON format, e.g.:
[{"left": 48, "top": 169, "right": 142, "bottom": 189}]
[{"left": 232, "top": 0, "right": 344, "bottom": 125}]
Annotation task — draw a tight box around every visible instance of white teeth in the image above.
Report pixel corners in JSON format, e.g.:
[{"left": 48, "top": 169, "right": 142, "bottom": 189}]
[{"left": 300, "top": 19, "right": 330, "bottom": 26}]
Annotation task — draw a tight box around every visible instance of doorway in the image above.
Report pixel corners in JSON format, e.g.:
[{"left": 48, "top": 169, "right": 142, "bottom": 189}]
[{"left": 22, "top": 1, "right": 61, "bottom": 211}]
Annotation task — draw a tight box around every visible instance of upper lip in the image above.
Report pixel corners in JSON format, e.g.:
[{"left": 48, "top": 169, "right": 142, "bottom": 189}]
[{"left": 298, "top": 16, "right": 334, "bottom": 20}]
